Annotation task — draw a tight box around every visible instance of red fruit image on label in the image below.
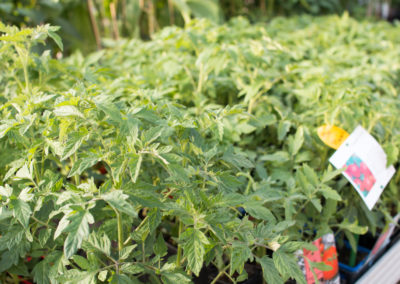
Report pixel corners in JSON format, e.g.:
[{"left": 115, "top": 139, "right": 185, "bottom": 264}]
[
  {"left": 322, "top": 246, "right": 339, "bottom": 280},
  {"left": 299, "top": 233, "right": 339, "bottom": 283},
  {"left": 303, "top": 238, "right": 324, "bottom": 283},
  {"left": 344, "top": 155, "right": 376, "bottom": 197},
  {"left": 346, "top": 164, "right": 361, "bottom": 178},
  {"left": 359, "top": 162, "right": 369, "bottom": 174}
]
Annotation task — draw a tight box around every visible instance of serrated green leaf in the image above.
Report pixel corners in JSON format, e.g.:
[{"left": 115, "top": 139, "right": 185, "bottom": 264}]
[
  {"left": 181, "top": 228, "right": 209, "bottom": 276},
  {"left": 258, "top": 256, "right": 284, "bottom": 284},
  {"left": 321, "top": 167, "right": 343, "bottom": 183},
  {"left": 302, "top": 164, "right": 318, "bottom": 187},
  {"left": 120, "top": 263, "right": 145, "bottom": 275},
  {"left": 85, "top": 233, "right": 111, "bottom": 257},
  {"left": 48, "top": 29, "right": 63, "bottom": 51},
  {"left": 154, "top": 233, "right": 167, "bottom": 257},
  {"left": 72, "top": 255, "right": 91, "bottom": 270},
  {"left": 289, "top": 127, "right": 304, "bottom": 156},
  {"left": 56, "top": 269, "right": 96, "bottom": 283},
  {"left": 64, "top": 210, "right": 94, "bottom": 258},
  {"left": 310, "top": 198, "right": 321, "bottom": 212},
  {"left": 10, "top": 199, "right": 31, "bottom": 227},
  {"left": 129, "top": 155, "right": 142, "bottom": 183},
  {"left": 168, "top": 163, "right": 190, "bottom": 183},
  {"left": 119, "top": 244, "right": 137, "bottom": 260},
  {"left": 338, "top": 219, "right": 368, "bottom": 235},
  {"left": 223, "top": 148, "right": 253, "bottom": 169},
  {"left": 0, "top": 121, "right": 14, "bottom": 139},
  {"left": 344, "top": 230, "right": 357, "bottom": 252},
  {"left": 0, "top": 184, "right": 12, "bottom": 197},
  {"left": 217, "top": 173, "right": 242, "bottom": 191},
  {"left": 15, "top": 162, "right": 33, "bottom": 180},
  {"left": 147, "top": 208, "right": 162, "bottom": 232},
  {"left": 143, "top": 125, "right": 164, "bottom": 144},
  {"left": 273, "top": 250, "right": 306, "bottom": 284},
  {"left": 109, "top": 274, "right": 132, "bottom": 284},
  {"left": 61, "top": 132, "right": 87, "bottom": 161},
  {"left": 230, "top": 241, "right": 253, "bottom": 275},
  {"left": 38, "top": 228, "right": 52, "bottom": 247},
  {"left": 272, "top": 220, "right": 296, "bottom": 233},
  {"left": 98, "top": 270, "right": 107, "bottom": 281},
  {"left": 244, "top": 202, "right": 276, "bottom": 223},
  {"left": 68, "top": 156, "right": 99, "bottom": 177},
  {"left": 0, "top": 250, "right": 19, "bottom": 273},
  {"left": 97, "top": 103, "right": 123, "bottom": 123},
  {"left": 102, "top": 190, "right": 137, "bottom": 217},
  {"left": 278, "top": 121, "right": 291, "bottom": 141},
  {"left": 259, "top": 151, "right": 290, "bottom": 163},
  {"left": 307, "top": 258, "right": 333, "bottom": 271},
  {"left": 54, "top": 106, "right": 83, "bottom": 118},
  {"left": 161, "top": 271, "right": 191, "bottom": 284},
  {"left": 319, "top": 185, "right": 342, "bottom": 201},
  {"left": 280, "top": 241, "right": 316, "bottom": 253},
  {"left": 384, "top": 144, "right": 398, "bottom": 167},
  {"left": 54, "top": 214, "right": 70, "bottom": 240},
  {"left": 32, "top": 259, "right": 51, "bottom": 284}
]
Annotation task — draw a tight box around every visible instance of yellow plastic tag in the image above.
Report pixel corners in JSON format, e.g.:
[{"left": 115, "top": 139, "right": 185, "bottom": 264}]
[{"left": 317, "top": 125, "right": 349, "bottom": 149}]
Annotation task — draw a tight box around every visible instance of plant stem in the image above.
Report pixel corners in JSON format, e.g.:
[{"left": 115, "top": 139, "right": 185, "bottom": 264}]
[
  {"left": 268, "top": 0, "right": 275, "bottom": 16},
  {"left": 33, "top": 160, "right": 41, "bottom": 186},
  {"left": 237, "top": 172, "right": 254, "bottom": 195},
  {"left": 211, "top": 264, "right": 230, "bottom": 284},
  {"left": 223, "top": 270, "right": 236, "bottom": 283},
  {"left": 168, "top": 0, "right": 175, "bottom": 25},
  {"left": 142, "top": 241, "right": 146, "bottom": 263},
  {"left": 121, "top": 0, "right": 127, "bottom": 34},
  {"left": 260, "top": 0, "right": 266, "bottom": 16},
  {"left": 110, "top": 1, "right": 120, "bottom": 40},
  {"left": 150, "top": 274, "right": 162, "bottom": 284},
  {"left": 349, "top": 234, "right": 359, "bottom": 267},
  {"left": 197, "top": 63, "right": 204, "bottom": 95},
  {"left": 116, "top": 210, "right": 124, "bottom": 253},
  {"left": 176, "top": 219, "right": 183, "bottom": 267},
  {"left": 9, "top": 273, "right": 19, "bottom": 284},
  {"left": 15, "top": 45, "right": 30, "bottom": 94},
  {"left": 147, "top": 0, "right": 157, "bottom": 36},
  {"left": 196, "top": 64, "right": 206, "bottom": 114},
  {"left": 40, "top": 151, "right": 45, "bottom": 178},
  {"left": 87, "top": 0, "right": 102, "bottom": 49},
  {"left": 32, "top": 216, "right": 52, "bottom": 228},
  {"left": 73, "top": 152, "right": 80, "bottom": 185},
  {"left": 248, "top": 90, "right": 263, "bottom": 114}
]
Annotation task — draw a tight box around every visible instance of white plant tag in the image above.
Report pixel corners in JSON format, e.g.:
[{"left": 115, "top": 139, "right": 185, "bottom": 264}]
[{"left": 329, "top": 126, "right": 395, "bottom": 210}]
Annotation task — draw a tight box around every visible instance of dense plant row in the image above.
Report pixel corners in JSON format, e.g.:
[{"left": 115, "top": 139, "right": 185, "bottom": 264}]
[
  {"left": 0, "top": 14, "right": 399, "bottom": 283},
  {"left": 1, "top": 0, "right": 397, "bottom": 54},
  {"left": 94, "top": 13, "right": 400, "bottom": 234}
]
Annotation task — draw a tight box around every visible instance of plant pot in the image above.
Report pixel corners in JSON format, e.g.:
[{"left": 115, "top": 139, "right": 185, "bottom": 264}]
[{"left": 338, "top": 241, "right": 371, "bottom": 283}]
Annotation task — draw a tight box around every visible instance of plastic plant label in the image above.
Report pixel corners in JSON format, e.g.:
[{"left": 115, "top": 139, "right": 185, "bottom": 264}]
[
  {"left": 365, "top": 213, "right": 400, "bottom": 265},
  {"left": 329, "top": 126, "right": 396, "bottom": 210},
  {"left": 297, "top": 233, "right": 340, "bottom": 284},
  {"left": 317, "top": 125, "right": 349, "bottom": 149}
]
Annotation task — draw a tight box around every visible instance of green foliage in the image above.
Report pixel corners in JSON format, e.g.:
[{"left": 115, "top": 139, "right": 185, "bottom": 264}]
[
  {"left": 0, "top": 0, "right": 382, "bottom": 54},
  {"left": 0, "top": 14, "right": 399, "bottom": 283}
]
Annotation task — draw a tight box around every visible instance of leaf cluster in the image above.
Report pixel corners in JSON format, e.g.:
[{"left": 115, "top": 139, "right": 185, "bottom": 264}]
[{"left": 0, "top": 15, "right": 399, "bottom": 283}]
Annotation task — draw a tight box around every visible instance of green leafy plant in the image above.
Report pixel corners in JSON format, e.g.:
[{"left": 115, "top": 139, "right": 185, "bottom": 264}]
[
  {"left": 0, "top": 0, "right": 385, "bottom": 54},
  {"left": 0, "top": 13, "right": 399, "bottom": 283},
  {"left": 0, "top": 22, "right": 317, "bottom": 284}
]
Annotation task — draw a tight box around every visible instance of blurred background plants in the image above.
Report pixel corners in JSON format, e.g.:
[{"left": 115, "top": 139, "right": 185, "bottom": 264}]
[{"left": 1, "top": 0, "right": 400, "bottom": 54}]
